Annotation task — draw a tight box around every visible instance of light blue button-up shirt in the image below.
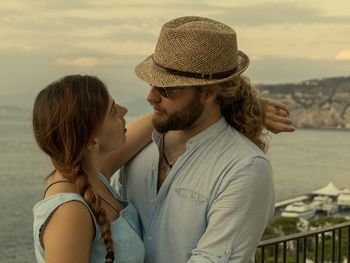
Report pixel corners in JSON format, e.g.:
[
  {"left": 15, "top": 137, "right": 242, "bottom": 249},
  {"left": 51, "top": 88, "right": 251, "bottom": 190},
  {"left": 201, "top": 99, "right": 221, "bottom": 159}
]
[{"left": 112, "top": 117, "right": 274, "bottom": 263}]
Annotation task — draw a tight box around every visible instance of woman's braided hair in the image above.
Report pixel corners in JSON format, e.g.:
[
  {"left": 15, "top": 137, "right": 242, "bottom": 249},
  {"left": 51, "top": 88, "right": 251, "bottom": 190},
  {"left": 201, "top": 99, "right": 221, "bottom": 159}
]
[{"left": 33, "top": 75, "right": 115, "bottom": 262}]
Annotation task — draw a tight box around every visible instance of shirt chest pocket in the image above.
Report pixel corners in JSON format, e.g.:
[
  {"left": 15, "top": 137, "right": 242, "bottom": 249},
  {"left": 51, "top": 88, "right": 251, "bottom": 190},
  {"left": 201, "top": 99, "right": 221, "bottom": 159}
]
[
  {"left": 174, "top": 187, "right": 208, "bottom": 202},
  {"left": 165, "top": 187, "right": 209, "bottom": 245}
]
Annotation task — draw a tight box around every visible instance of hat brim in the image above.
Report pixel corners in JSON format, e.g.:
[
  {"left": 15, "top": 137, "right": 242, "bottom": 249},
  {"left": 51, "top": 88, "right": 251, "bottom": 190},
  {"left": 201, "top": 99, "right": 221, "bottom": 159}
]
[{"left": 135, "top": 51, "right": 250, "bottom": 88}]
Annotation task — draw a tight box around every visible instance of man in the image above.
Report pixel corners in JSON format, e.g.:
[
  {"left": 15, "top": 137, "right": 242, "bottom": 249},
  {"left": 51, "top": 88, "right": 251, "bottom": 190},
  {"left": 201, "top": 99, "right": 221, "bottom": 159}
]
[{"left": 113, "top": 16, "right": 291, "bottom": 262}]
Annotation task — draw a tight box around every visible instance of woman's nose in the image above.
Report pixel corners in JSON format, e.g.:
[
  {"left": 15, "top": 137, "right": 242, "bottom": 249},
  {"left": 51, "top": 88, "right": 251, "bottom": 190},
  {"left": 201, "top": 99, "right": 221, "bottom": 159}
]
[{"left": 120, "top": 105, "right": 128, "bottom": 117}]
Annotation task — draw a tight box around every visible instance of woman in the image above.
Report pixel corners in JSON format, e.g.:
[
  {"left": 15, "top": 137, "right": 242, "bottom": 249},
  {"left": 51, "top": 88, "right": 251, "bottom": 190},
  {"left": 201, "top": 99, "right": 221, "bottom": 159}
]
[
  {"left": 32, "top": 75, "right": 153, "bottom": 263},
  {"left": 32, "top": 74, "right": 293, "bottom": 263}
]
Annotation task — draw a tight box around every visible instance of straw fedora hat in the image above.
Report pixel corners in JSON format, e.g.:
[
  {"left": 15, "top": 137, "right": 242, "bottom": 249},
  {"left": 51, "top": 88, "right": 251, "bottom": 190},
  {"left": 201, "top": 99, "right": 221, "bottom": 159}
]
[{"left": 135, "top": 16, "right": 250, "bottom": 88}]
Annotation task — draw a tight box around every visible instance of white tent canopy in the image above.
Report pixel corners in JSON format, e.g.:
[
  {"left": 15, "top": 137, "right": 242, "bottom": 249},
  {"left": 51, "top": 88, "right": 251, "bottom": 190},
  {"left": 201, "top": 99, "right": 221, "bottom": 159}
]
[
  {"left": 340, "top": 187, "right": 350, "bottom": 193},
  {"left": 311, "top": 182, "right": 341, "bottom": 197}
]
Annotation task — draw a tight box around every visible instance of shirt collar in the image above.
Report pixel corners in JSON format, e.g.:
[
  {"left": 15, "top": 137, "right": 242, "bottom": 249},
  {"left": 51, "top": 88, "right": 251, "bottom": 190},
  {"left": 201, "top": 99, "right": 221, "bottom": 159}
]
[{"left": 151, "top": 117, "right": 229, "bottom": 149}]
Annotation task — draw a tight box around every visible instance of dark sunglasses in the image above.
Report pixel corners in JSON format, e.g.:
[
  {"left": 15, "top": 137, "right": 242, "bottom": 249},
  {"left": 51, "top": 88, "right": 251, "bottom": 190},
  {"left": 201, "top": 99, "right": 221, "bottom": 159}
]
[{"left": 153, "top": 86, "right": 186, "bottom": 98}]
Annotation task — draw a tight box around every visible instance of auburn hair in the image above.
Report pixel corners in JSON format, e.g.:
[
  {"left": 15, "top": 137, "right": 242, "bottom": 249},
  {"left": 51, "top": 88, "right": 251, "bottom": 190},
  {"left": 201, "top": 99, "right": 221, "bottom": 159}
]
[{"left": 32, "top": 75, "right": 115, "bottom": 263}]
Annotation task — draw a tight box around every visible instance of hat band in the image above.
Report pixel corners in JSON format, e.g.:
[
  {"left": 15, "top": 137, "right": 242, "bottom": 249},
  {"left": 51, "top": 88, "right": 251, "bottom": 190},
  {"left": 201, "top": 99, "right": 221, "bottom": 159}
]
[{"left": 152, "top": 58, "right": 237, "bottom": 80}]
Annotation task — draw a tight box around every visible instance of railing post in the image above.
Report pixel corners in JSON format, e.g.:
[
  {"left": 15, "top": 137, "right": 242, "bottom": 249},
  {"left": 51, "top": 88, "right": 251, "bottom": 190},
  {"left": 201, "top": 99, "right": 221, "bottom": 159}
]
[
  {"left": 348, "top": 226, "right": 350, "bottom": 263},
  {"left": 296, "top": 238, "right": 299, "bottom": 263},
  {"left": 332, "top": 230, "right": 336, "bottom": 262},
  {"left": 303, "top": 237, "right": 307, "bottom": 262},
  {"left": 314, "top": 233, "right": 318, "bottom": 263},
  {"left": 256, "top": 222, "right": 350, "bottom": 263},
  {"left": 338, "top": 228, "right": 342, "bottom": 263},
  {"left": 321, "top": 232, "right": 325, "bottom": 262},
  {"left": 274, "top": 243, "right": 278, "bottom": 263},
  {"left": 261, "top": 246, "right": 265, "bottom": 263}
]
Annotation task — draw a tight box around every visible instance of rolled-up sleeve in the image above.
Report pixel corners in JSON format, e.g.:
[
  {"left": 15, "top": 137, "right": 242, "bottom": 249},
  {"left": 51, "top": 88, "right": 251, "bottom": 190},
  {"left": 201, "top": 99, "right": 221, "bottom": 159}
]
[
  {"left": 188, "top": 156, "right": 274, "bottom": 263},
  {"left": 110, "top": 168, "right": 128, "bottom": 201}
]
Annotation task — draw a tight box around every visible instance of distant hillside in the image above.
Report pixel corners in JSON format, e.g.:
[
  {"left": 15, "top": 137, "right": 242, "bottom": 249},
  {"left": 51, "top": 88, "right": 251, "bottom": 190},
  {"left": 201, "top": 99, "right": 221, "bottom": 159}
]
[
  {"left": 258, "top": 76, "right": 350, "bottom": 129},
  {"left": 1, "top": 76, "right": 349, "bottom": 129},
  {"left": 0, "top": 105, "right": 31, "bottom": 121}
]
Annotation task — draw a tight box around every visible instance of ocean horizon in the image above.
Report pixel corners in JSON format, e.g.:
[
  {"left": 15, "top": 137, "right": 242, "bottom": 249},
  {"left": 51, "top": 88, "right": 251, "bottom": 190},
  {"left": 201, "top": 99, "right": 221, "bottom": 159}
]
[{"left": 1, "top": 112, "right": 350, "bottom": 262}]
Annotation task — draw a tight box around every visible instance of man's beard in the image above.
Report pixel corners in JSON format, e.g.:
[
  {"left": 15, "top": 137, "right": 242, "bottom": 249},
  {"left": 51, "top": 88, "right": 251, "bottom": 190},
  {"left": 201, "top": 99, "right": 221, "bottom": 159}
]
[{"left": 152, "top": 93, "right": 204, "bottom": 133}]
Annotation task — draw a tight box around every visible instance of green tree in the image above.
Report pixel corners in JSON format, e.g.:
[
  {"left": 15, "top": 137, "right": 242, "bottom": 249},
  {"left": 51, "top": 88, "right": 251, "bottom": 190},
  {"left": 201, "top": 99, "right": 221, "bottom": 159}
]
[
  {"left": 261, "top": 217, "right": 301, "bottom": 240},
  {"left": 310, "top": 216, "right": 348, "bottom": 228}
]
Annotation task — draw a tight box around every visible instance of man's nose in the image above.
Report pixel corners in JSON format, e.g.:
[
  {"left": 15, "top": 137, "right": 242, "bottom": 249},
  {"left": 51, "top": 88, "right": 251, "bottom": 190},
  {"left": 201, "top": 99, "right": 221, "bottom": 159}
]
[{"left": 147, "top": 86, "right": 161, "bottom": 104}]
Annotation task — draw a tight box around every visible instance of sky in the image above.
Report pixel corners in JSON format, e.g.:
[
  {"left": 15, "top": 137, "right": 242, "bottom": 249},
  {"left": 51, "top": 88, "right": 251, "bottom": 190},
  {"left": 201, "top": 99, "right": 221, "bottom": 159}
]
[{"left": 0, "top": 0, "right": 350, "bottom": 108}]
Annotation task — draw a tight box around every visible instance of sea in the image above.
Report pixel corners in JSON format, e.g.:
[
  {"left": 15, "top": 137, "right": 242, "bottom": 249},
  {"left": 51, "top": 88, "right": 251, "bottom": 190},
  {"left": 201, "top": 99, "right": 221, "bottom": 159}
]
[{"left": 1, "top": 109, "right": 350, "bottom": 262}]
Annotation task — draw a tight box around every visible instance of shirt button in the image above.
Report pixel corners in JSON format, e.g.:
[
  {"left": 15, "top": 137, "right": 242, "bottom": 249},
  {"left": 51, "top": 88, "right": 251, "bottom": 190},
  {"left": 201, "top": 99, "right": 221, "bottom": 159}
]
[
  {"left": 123, "top": 213, "right": 129, "bottom": 219},
  {"left": 224, "top": 248, "right": 231, "bottom": 256},
  {"left": 147, "top": 236, "right": 152, "bottom": 241},
  {"left": 150, "top": 199, "right": 155, "bottom": 203}
]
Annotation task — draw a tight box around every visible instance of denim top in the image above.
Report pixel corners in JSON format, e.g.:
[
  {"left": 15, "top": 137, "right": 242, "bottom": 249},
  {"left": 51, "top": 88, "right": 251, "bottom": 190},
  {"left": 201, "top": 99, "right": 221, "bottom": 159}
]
[{"left": 33, "top": 174, "right": 145, "bottom": 263}]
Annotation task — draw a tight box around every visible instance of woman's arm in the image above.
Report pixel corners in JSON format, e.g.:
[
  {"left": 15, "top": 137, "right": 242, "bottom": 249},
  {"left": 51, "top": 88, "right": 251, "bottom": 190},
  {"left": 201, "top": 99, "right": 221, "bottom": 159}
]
[
  {"left": 260, "top": 98, "right": 295, "bottom": 134},
  {"left": 102, "top": 98, "right": 293, "bottom": 179},
  {"left": 102, "top": 112, "right": 154, "bottom": 180},
  {"left": 43, "top": 201, "right": 94, "bottom": 263}
]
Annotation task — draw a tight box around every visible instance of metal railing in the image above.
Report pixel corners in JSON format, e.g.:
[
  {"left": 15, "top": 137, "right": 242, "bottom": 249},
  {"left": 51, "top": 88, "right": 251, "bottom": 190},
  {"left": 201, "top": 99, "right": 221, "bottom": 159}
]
[{"left": 255, "top": 222, "right": 350, "bottom": 263}]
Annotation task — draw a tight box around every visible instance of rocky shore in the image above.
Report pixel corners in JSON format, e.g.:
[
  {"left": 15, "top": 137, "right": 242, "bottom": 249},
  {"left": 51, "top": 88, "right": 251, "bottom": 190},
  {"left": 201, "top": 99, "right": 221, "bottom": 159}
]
[{"left": 258, "top": 76, "right": 350, "bottom": 129}]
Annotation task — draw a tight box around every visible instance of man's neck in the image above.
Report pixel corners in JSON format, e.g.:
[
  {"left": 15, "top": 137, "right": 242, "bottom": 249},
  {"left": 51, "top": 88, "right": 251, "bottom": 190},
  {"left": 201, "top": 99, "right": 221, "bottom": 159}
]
[
  {"left": 157, "top": 108, "right": 222, "bottom": 192},
  {"left": 167, "top": 107, "right": 222, "bottom": 146}
]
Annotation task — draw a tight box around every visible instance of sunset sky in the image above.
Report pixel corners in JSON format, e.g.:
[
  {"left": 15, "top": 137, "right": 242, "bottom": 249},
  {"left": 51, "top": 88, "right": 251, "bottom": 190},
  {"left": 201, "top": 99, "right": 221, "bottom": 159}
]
[{"left": 1, "top": 0, "right": 349, "bottom": 107}]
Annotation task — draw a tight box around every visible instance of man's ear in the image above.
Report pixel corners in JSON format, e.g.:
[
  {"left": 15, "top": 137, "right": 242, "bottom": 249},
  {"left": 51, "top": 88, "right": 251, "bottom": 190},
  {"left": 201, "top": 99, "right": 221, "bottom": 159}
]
[
  {"left": 201, "top": 89, "right": 217, "bottom": 103},
  {"left": 87, "top": 137, "right": 100, "bottom": 151}
]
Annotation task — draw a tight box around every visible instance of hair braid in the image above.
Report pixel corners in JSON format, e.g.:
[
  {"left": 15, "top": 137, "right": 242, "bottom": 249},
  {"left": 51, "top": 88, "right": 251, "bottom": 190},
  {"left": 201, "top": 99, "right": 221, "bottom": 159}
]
[{"left": 72, "top": 165, "right": 115, "bottom": 263}]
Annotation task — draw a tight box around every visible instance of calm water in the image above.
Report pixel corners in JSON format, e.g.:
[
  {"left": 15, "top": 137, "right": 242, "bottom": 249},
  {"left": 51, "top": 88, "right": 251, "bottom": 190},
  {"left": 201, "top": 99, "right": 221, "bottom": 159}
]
[{"left": 1, "top": 111, "right": 349, "bottom": 262}]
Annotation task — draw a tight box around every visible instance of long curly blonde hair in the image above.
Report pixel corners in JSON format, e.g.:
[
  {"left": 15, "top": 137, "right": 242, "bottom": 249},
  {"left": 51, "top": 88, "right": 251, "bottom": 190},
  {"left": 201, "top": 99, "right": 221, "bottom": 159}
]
[{"left": 209, "top": 76, "right": 268, "bottom": 152}]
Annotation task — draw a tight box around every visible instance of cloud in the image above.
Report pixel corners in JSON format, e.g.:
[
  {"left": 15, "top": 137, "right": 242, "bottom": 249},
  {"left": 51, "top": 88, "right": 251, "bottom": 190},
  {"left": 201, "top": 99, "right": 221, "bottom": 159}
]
[
  {"left": 1, "top": 0, "right": 350, "bottom": 104},
  {"left": 2, "top": 1, "right": 347, "bottom": 58},
  {"left": 212, "top": 2, "right": 350, "bottom": 27},
  {"left": 53, "top": 53, "right": 146, "bottom": 68},
  {"left": 75, "top": 41, "right": 154, "bottom": 56},
  {"left": 335, "top": 50, "right": 350, "bottom": 60},
  {"left": 0, "top": 1, "right": 162, "bottom": 56},
  {"left": 247, "top": 56, "right": 350, "bottom": 84},
  {"left": 54, "top": 57, "right": 100, "bottom": 67},
  {"left": 308, "top": 56, "right": 322, "bottom": 60},
  {"left": 250, "top": 55, "right": 259, "bottom": 61}
]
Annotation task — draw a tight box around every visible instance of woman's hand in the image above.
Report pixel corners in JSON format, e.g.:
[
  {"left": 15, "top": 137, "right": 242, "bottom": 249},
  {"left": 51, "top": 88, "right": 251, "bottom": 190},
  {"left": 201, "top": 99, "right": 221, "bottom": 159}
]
[{"left": 261, "top": 98, "right": 295, "bottom": 134}]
